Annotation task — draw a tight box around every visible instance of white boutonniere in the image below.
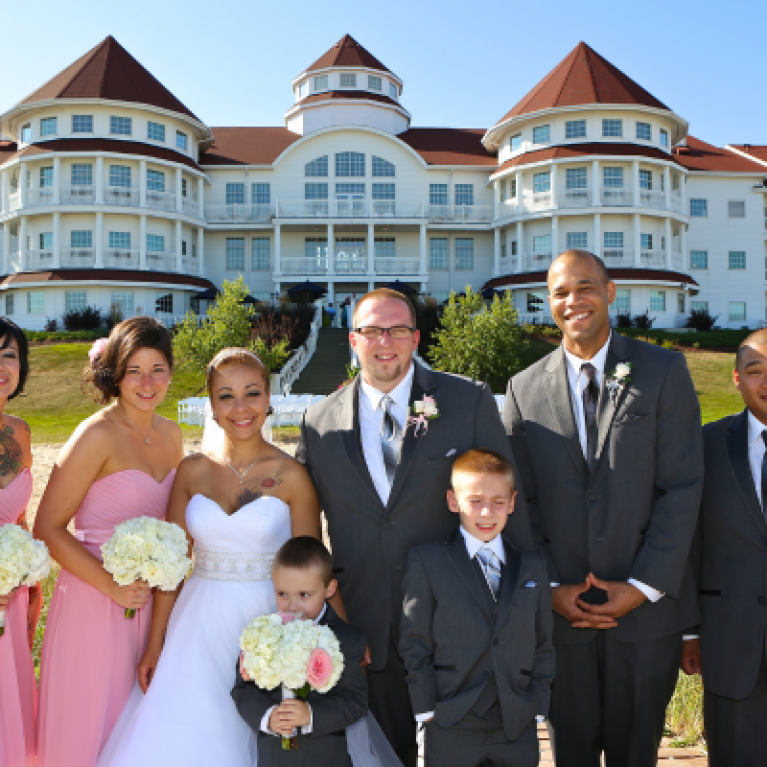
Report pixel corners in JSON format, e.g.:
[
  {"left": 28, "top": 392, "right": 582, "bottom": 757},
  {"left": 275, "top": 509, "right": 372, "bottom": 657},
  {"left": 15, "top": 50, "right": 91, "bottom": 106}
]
[
  {"left": 606, "top": 362, "right": 632, "bottom": 402},
  {"left": 406, "top": 395, "right": 440, "bottom": 436}
]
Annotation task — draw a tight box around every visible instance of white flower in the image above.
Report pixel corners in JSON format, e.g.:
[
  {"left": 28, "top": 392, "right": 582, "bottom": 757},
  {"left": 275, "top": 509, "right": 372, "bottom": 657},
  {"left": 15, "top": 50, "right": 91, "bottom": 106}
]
[
  {"left": 614, "top": 363, "right": 631, "bottom": 380},
  {"left": 0, "top": 524, "right": 51, "bottom": 596}
]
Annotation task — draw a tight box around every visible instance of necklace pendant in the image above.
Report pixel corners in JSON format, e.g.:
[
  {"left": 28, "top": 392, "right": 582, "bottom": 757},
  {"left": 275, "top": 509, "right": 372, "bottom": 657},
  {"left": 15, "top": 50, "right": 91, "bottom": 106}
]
[{"left": 145, "top": 438, "right": 150, "bottom": 445}]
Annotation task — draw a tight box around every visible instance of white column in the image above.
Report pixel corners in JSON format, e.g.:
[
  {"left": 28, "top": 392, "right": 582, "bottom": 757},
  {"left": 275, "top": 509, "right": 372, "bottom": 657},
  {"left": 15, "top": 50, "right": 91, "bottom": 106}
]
[
  {"left": 591, "top": 160, "right": 600, "bottom": 206},
  {"left": 197, "top": 177, "right": 204, "bottom": 219},
  {"left": 551, "top": 216, "right": 559, "bottom": 258},
  {"left": 493, "top": 180, "right": 499, "bottom": 219},
  {"left": 514, "top": 171, "right": 522, "bottom": 212},
  {"left": 593, "top": 214, "right": 601, "bottom": 258},
  {"left": 197, "top": 227, "right": 205, "bottom": 276},
  {"left": 633, "top": 213, "right": 641, "bottom": 267},
  {"left": 680, "top": 224, "right": 687, "bottom": 270},
  {"left": 0, "top": 170, "right": 6, "bottom": 214},
  {"left": 53, "top": 157, "right": 61, "bottom": 205},
  {"left": 95, "top": 157, "right": 104, "bottom": 204},
  {"left": 139, "top": 215, "right": 147, "bottom": 270},
  {"left": 175, "top": 220, "right": 183, "bottom": 272},
  {"left": 367, "top": 222, "right": 375, "bottom": 274},
  {"left": 274, "top": 223, "right": 281, "bottom": 275},
  {"left": 52, "top": 212, "right": 61, "bottom": 268},
  {"left": 326, "top": 283, "right": 334, "bottom": 304},
  {"left": 680, "top": 173, "right": 687, "bottom": 213},
  {"left": 18, "top": 217, "right": 26, "bottom": 269},
  {"left": 493, "top": 227, "right": 501, "bottom": 276},
  {"left": 368, "top": 280, "right": 375, "bottom": 292},
  {"left": 664, "top": 218, "right": 671, "bottom": 263},
  {"left": 139, "top": 160, "right": 147, "bottom": 208},
  {"left": 516, "top": 220, "right": 523, "bottom": 271},
  {"left": 95, "top": 212, "right": 104, "bottom": 268},
  {"left": 176, "top": 168, "right": 183, "bottom": 214},
  {"left": 550, "top": 163, "right": 558, "bottom": 209},
  {"left": 419, "top": 223, "right": 427, "bottom": 276},
  {"left": 327, "top": 222, "right": 334, "bottom": 275},
  {"left": 2, "top": 222, "right": 9, "bottom": 273},
  {"left": 632, "top": 161, "right": 640, "bottom": 207},
  {"left": 663, "top": 166, "right": 671, "bottom": 210},
  {"left": 19, "top": 163, "right": 27, "bottom": 208}
]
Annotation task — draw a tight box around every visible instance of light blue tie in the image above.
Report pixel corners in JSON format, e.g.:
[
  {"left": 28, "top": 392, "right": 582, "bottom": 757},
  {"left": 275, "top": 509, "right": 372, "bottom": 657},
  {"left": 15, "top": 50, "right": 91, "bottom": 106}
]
[{"left": 476, "top": 546, "right": 501, "bottom": 600}]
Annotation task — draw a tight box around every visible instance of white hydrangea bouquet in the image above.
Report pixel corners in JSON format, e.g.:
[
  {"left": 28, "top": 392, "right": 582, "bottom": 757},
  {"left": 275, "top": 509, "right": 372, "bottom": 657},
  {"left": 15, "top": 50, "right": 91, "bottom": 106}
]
[
  {"left": 240, "top": 612, "right": 345, "bottom": 749},
  {"left": 101, "top": 516, "right": 191, "bottom": 619},
  {"left": 0, "top": 524, "right": 51, "bottom": 638}
]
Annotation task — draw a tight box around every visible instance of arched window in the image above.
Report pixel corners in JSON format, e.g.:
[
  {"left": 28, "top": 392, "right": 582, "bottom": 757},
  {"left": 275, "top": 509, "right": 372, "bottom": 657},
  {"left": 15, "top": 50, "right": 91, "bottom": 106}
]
[
  {"left": 305, "top": 156, "right": 328, "bottom": 177},
  {"left": 335, "top": 152, "right": 365, "bottom": 177},
  {"left": 372, "top": 156, "right": 395, "bottom": 177}
]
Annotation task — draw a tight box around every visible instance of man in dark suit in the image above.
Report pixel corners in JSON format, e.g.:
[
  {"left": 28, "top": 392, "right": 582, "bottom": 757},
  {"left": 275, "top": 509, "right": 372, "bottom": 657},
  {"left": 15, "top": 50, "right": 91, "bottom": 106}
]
[
  {"left": 297, "top": 288, "right": 532, "bottom": 767},
  {"left": 681, "top": 329, "right": 767, "bottom": 766},
  {"left": 504, "top": 250, "right": 703, "bottom": 767}
]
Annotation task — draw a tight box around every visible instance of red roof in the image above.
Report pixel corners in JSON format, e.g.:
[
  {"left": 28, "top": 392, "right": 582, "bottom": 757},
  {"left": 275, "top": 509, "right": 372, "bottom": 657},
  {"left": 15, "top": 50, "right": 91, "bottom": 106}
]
[
  {"left": 200, "top": 127, "right": 300, "bottom": 165},
  {"left": 0, "top": 269, "right": 214, "bottom": 288},
  {"left": 673, "top": 136, "right": 767, "bottom": 173},
  {"left": 724, "top": 145, "right": 767, "bottom": 167},
  {"left": 297, "top": 90, "right": 400, "bottom": 108},
  {"left": 397, "top": 128, "right": 495, "bottom": 166},
  {"left": 18, "top": 36, "right": 199, "bottom": 121},
  {"left": 0, "top": 140, "right": 17, "bottom": 162},
  {"left": 494, "top": 42, "right": 669, "bottom": 127},
  {"left": 483, "top": 268, "right": 698, "bottom": 290},
  {"left": 305, "top": 35, "right": 393, "bottom": 76},
  {"left": 492, "top": 142, "right": 681, "bottom": 176}
]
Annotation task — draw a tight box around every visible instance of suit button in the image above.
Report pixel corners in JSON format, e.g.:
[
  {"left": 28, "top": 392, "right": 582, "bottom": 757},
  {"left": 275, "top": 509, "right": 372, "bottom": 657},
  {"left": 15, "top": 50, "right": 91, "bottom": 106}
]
[
  {"left": 759, "top": 597, "right": 766, "bottom": 607},
  {"left": 493, "top": 638, "right": 499, "bottom": 647}
]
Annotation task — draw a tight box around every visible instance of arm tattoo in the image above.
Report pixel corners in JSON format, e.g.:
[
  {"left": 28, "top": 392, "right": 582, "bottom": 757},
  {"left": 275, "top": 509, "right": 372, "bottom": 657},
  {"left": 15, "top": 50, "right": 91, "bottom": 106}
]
[
  {"left": 234, "top": 470, "right": 283, "bottom": 511},
  {"left": 0, "top": 424, "right": 23, "bottom": 477}
]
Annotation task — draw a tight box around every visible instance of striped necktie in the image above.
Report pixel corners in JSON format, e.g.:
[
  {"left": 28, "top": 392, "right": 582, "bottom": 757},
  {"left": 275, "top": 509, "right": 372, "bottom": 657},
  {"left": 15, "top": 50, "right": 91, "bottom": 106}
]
[
  {"left": 476, "top": 546, "right": 501, "bottom": 600},
  {"left": 581, "top": 362, "right": 599, "bottom": 471},
  {"left": 380, "top": 395, "right": 402, "bottom": 489}
]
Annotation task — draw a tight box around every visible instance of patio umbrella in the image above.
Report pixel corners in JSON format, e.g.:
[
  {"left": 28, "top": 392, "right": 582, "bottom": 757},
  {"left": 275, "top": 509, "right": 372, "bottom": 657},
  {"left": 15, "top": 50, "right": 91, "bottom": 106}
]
[
  {"left": 382, "top": 280, "right": 417, "bottom": 296},
  {"left": 241, "top": 295, "right": 258, "bottom": 305},
  {"left": 481, "top": 287, "right": 503, "bottom": 300},
  {"left": 286, "top": 280, "right": 327, "bottom": 296},
  {"left": 191, "top": 287, "right": 220, "bottom": 301}
]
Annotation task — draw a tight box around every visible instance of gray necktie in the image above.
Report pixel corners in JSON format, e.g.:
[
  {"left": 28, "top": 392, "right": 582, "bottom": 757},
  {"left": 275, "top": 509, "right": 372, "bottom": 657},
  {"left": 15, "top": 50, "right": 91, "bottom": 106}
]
[
  {"left": 761, "top": 431, "right": 767, "bottom": 519},
  {"left": 476, "top": 546, "right": 501, "bottom": 600},
  {"left": 380, "top": 395, "right": 402, "bottom": 488},
  {"left": 581, "top": 363, "right": 599, "bottom": 471}
]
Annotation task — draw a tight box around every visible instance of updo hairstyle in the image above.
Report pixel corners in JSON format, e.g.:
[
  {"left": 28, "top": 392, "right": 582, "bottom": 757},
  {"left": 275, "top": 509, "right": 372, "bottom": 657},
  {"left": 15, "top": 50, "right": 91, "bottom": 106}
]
[
  {"left": 83, "top": 316, "right": 173, "bottom": 404},
  {"left": 205, "top": 348, "right": 270, "bottom": 395},
  {"left": 0, "top": 317, "right": 29, "bottom": 399}
]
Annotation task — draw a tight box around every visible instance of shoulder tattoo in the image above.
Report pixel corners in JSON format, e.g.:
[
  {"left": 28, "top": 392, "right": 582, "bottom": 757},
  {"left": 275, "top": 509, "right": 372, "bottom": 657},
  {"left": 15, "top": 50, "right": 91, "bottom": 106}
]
[{"left": 0, "top": 424, "right": 23, "bottom": 477}]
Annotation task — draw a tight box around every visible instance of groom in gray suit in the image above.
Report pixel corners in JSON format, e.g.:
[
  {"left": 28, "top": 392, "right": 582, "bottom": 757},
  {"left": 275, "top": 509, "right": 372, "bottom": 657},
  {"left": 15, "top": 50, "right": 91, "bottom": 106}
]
[
  {"left": 297, "top": 288, "right": 532, "bottom": 767},
  {"left": 504, "top": 251, "right": 703, "bottom": 767}
]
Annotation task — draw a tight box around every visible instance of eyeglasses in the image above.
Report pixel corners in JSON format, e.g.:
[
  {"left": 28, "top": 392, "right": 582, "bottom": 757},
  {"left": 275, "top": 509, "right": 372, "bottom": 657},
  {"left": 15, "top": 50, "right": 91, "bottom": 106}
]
[{"left": 353, "top": 325, "right": 415, "bottom": 339}]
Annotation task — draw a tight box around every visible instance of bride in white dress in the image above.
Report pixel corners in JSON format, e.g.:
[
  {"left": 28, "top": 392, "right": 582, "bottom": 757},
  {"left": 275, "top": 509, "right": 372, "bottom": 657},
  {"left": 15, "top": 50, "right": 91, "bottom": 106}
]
[{"left": 96, "top": 348, "right": 323, "bottom": 767}]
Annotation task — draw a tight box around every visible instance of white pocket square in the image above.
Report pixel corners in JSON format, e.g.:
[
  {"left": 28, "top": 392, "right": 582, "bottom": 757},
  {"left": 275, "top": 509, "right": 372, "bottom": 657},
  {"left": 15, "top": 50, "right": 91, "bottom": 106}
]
[
  {"left": 445, "top": 449, "right": 457, "bottom": 457},
  {"left": 525, "top": 581, "right": 537, "bottom": 588}
]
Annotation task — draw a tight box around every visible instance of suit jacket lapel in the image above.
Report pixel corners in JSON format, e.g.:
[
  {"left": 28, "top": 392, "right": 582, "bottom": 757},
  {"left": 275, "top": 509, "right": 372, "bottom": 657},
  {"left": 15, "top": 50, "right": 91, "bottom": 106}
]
[
  {"left": 544, "top": 346, "right": 587, "bottom": 475},
  {"left": 726, "top": 410, "right": 767, "bottom": 539},
  {"left": 595, "top": 331, "right": 633, "bottom": 463},
  {"left": 444, "top": 530, "right": 492, "bottom": 620}
]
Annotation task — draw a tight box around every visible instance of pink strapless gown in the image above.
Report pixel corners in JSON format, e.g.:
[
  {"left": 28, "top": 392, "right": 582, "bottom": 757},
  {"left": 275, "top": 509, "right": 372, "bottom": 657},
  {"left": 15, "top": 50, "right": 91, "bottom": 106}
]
[
  {"left": 37, "top": 469, "right": 175, "bottom": 767},
  {"left": 0, "top": 468, "right": 35, "bottom": 767}
]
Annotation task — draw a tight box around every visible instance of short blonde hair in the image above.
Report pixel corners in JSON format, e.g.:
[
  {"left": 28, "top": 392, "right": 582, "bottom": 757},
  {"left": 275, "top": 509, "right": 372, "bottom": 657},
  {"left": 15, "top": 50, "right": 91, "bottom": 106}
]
[
  {"left": 352, "top": 288, "right": 416, "bottom": 328},
  {"left": 450, "top": 449, "right": 515, "bottom": 493}
]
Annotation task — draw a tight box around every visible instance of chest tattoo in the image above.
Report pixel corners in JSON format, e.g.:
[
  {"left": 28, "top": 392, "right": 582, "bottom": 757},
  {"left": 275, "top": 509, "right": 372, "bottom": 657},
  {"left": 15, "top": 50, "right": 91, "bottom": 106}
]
[
  {"left": 234, "top": 470, "right": 284, "bottom": 511},
  {"left": 0, "top": 425, "right": 23, "bottom": 478}
]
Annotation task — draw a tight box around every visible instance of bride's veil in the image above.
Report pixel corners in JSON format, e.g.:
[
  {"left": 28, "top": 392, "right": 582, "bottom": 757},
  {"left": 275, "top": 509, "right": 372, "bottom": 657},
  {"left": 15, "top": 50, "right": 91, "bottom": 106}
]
[{"left": 200, "top": 398, "right": 273, "bottom": 456}]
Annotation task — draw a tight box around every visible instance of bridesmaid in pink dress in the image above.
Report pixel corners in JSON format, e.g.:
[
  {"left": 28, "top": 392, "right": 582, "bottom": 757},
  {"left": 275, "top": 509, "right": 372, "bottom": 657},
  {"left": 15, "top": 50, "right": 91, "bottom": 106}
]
[
  {"left": 0, "top": 318, "right": 41, "bottom": 767},
  {"left": 34, "top": 317, "right": 183, "bottom": 767}
]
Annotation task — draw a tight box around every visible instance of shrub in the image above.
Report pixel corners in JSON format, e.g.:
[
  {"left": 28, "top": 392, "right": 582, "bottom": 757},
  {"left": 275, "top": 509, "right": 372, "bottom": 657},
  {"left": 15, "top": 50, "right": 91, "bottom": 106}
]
[
  {"left": 633, "top": 311, "right": 655, "bottom": 330},
  {"left": 414, "top": 296, "right": 442, "bottom": 358},
  {"left": 63, "top": 306, "right": 104, "bottom": 332},
  {"left": 615, "top": 313, "right": 633, "bottom": 329},
  {"left": 685, "top": 308, "right": 719, "bottom": 332},
  {"left": 44, "top": 318, "right": 58, "bottom": 332},
  {"left": 661, "top": 339, "right": 675, "bottom": 349}
]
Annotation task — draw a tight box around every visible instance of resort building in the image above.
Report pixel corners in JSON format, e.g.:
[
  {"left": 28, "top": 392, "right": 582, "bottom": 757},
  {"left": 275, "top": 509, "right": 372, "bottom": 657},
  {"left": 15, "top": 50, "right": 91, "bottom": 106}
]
[{"left": 0, "top": 35, "right": 765, "bottom": 329}]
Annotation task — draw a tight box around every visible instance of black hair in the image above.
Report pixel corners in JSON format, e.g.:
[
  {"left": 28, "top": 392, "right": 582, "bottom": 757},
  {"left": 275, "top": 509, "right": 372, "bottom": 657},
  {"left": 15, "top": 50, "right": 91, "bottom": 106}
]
[
  {"left": 273, "top": 536, "right": 334, "bottom": 586},
  {"left": 0, "top": 317, "right": 29, "bottom": 399}
]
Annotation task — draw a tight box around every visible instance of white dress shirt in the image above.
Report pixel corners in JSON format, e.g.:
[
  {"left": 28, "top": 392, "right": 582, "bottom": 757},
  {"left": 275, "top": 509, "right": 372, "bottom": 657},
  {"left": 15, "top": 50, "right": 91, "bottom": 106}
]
[
  {"left": 562, "top": 333, "right": 663, "bottom": 604},
  {"left": 747, "top": 409, "right": 767, "bottom": 507},
  {"left": 359, "top": 364, "right": 415, "bottom": 504}
]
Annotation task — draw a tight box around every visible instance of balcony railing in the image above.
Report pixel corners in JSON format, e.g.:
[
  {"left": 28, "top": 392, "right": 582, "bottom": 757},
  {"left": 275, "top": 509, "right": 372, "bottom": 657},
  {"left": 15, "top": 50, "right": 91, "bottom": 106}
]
[
  {"left": 26, "top": 250, "right": 54, "bottom": 270},
  {"left": 602, "top": 248, "right": 633, "bottom": 266},
  {"left": 374, "top": 257, "right": 420, "bottom": 274},
  {"left": 61, "top": 184, "right": 95, "bottom": 204},
  {"left": 559, "top": 188, "right": 590, "bottom": 208},
  {"left": 521, "top": 252, "right": 552, "bottom": 272},
  {"left": 182, "top": 256, "right": 199, "bottom": 273},
  {"left": 527, "top": 191, "right": 553, "bottom": 211},
  {"left": 104, "top": 186, "right": 140, "bottom": 206},
  {"left": 8, "top": 191, "right": 21, "bottom": 211},
  {"left": 104, "top": 249, "right": 139, "bottom": 269},
  {"left": 640, "top": 249, "right": 667, "bottom": 268},
  {"left": 7, "top": 252, "right": 21, "bottom": 271},
  {"left": 670, "top": 193, "right": 683, "bottom": 213},
  {"left": 61, "top": 248, "right": 95, "bottom": 268},
  {"left": 281, "top": 257, "right": 328, "bottom": 275},
  {"left": 205, "top": 203, "right": 274, "bottom": 223},
  {"left": 639, "top": 190, "right": 664, "bottom": 209},
  {"left": 425, "top": 204, "right": 493, "bottom": 223},
  {"left": 371, "top": 201, "right": 424, "bottom": 218},
  {"left": 146, "top": 189, "right": 176, "bottom": 212},
  {"left": 26, "top": 188, "right": 55, "bottom": 207},
  {"left": 147, "top": 252, "right": 177, "bottom": 272},
  {"left": 182, "top": 196, "right": 200, "bottom": 217},
  {"left": 601, "top": 187, "right": 633, "bottom": 206},
  {"left": 498, "top": 200, "right": 520, "bottom": 218},
  {"left": 334, "top": 248, "right": 367, "bottom": 274}
]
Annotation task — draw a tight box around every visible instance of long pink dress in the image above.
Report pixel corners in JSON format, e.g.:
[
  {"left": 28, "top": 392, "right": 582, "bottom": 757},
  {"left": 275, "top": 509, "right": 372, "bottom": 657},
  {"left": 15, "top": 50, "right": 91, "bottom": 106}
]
[
  {"left": 0, "top": 468, "right": 35, "bottom": 767},
  {"left": 37, "top": 469, "right": 175, "bottom": 767}
]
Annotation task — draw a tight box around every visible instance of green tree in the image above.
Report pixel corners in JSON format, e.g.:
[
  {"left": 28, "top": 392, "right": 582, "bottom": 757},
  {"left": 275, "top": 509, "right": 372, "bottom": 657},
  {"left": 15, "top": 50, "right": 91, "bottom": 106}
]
[{"left": 427, "top": 286, "right": 527, "bottom": 392}]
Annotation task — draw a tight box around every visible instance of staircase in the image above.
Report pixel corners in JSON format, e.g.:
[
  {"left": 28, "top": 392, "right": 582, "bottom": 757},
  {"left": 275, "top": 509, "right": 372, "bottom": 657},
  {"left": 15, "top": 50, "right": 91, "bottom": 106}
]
[{"left": 291, "top": 328, "right": 351, "bottom": 395}]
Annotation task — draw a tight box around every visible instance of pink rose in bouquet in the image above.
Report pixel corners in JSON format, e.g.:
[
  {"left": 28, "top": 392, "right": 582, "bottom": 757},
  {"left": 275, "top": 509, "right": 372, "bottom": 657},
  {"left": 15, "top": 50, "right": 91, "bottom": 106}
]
[{"left": 306, "top": 648, "right": 333, "bottom": 689}]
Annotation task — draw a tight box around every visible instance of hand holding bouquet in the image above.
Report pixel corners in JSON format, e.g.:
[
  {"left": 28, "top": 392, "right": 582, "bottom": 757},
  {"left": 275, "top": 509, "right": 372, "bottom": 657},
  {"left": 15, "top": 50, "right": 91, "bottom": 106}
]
[{"left": 101, "top": 516, "right": 191, "bottom": 618}]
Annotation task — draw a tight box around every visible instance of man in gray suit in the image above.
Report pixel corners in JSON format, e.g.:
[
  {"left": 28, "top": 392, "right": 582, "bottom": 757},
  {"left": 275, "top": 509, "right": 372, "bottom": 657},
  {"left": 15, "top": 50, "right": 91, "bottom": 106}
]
[
  {"left": 503, "top": 250, "right": 703, "bottom": 767},
  {"left": 681, "top": 329, "right": 767, "bottom": 766},
  {"left": 297, "top": 288, "right": 532, "bottom": 767}
]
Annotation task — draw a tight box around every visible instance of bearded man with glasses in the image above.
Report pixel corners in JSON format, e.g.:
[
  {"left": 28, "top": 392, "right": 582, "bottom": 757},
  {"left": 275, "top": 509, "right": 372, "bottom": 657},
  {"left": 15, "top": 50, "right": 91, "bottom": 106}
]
[{"left": 297, "top": 287, "right": 533, "bottom": 767}]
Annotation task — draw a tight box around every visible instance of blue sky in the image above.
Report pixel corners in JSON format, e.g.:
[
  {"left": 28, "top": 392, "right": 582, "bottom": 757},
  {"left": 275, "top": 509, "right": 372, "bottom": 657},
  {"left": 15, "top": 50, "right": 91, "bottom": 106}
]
[{"left": 1, "top": 0, "right": 765, "bottom": 147}]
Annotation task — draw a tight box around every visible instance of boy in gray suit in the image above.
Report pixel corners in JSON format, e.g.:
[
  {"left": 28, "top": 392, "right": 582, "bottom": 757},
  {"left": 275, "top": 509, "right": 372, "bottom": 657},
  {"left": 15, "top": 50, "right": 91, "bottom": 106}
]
[{"left": 400, "top": 450, "right": 554, "bottom": 767}]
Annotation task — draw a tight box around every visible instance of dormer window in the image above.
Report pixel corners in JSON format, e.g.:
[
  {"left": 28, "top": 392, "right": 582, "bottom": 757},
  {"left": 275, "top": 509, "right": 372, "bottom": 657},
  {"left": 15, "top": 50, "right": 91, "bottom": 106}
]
[
  {"left": 510, "top": 133, "right": 522, "bottom": 152},
  {"left": 532, "top": 125, "right": 550, "bottom": 144},
  {"left": 176, "top": 131, "right": 188, "bottom": 151},
  {"left": 20, "top": 124, "right": 31, "bottom": 143},
  {"left": 660, "top": 129, "right": 669, "bottom": 148},
  {"left": 368, "top": 75, "right": 382, "bottom": 91},
  {"left": 72, "top": 115, "right": 93, "bottom": 133},
  {"left": 389, "top": 83, "right": 397, "bottom": 100},
  {"left": 602, "top": 119, "right": 622, "bottom": 138},
  {"left": 110, "top": 116, "right": 132, "bottom": 136},
  {"left": 298, "top": 81, "right": 308, "bottom": 99},
  {"left": 148, "top": 121, "right": 165, "bottom": 142},
  {"left": 340, "top": 73, "right": 357, "bottom": 88},
  {"left": 314, "top": 75, "right": 328, "bottom": 92},
  {"left": 636, "top": 122, "right": 651, "bottom": 141},
  {"left": 565, "top": 120, "right": 586, "bottom": 139},
  {"left": 40, "top": 117, "right": 57, "bottom": 137}
]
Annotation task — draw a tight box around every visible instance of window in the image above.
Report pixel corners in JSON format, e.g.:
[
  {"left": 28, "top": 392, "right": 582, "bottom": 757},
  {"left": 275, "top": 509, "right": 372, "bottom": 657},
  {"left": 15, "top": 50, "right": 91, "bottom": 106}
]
[
  {"left": 314, "top": 75, "right": 328, "bottom": 91},
  {"left": 567, "top": 232, "right": 588, "bottom": 249},
  {"left": 147, "top": 234, "right": 164, "bottom": 252},
  {"left": 603, "top": 167, "right": 623, "bottom": 187},
  {"left": 650, "top": 290, "right": 666, "bottom": 312},
  {"left": 639, "top": 170, "right": 652, "bottom": 190},
  {"left": 429, "top": 184, "right": 448, "bottom": 205},
  {"left": 641, "top": 234, "right": 653, "bottom": 250},
  {"left": 532, "top": 125, "right": 550, "bottom": 144},
  {"left": 510, "top": 240, "right": 518, "bottom": 257},
  {"left": 430, "top": 238, "right": 448, "bottom": 270},
  {"left": 226, "top": 238, "right": 245, "bottom": 271},
  {"left": 110, "top": 116, "right": 132, "bottom": 135},
  {"left": 614, "top": 288, "right": 630, "bottom": 314},
  {"left": 533, "top": 172, "right": 550, "bottom": 193},
  {"left": 109, "top": 232, "right": 131, "bottom": 250},
  {"left": 565, "top": 120, "right": 586, "bottom": 139},
  {"left": 527, "top": 290, "right": 546, "bottom": 313},
  {"left": 27, "top": 292, "right": 44, "bottom": 315},
  {"left": 729, "top": 302, "right": 746, "bottom": 322},
  {"left": 335, "top": 183, "right": 365, "bottom": 196},
  {"left": 728, "top": 201, "right": 746, "bottom": 218},
  {"left": 155, "top": 292, "right": 173, "bottom": 313},
  {"left": 252, "top": 183, "right": 270, "bottom": 204},
  {"left": 305, "top": 156, "right": 328, "bottom": 177},
  {"left": 690, "top": 199, "right": 707, "bottom": 217},
  {"left": 71, "top": 164, "right": 92, "bottom": 186},
  {"left": 20, "top": 124, "right": 31, "bottom": 143},
  {"left": 40, "top": 166, "right": 54, "bottom": 188},
  {"left": 335, "top": 152, "right": 365, "bottom": 177},
  {"left": 389, "top": 83, "right": 398, "bottom": 99},
  {"left": 660, "top": 129, "right": 669, "bottom": 148},
  {"left": 455, "top": 184, "right": 474, "bottom": 206},
  {"left": 147, "top": 121, "right": 165, "bottom": 142},
  {"left": 226, "top": 183, "right": 245, "bottom": 204},
  {"left": 375, "top": 237, "right": 396, "bottom": 257},
  {"left": 677, "top": 293, "right": 685, "bottom": 313},
  {"left": 533, "top": 235, "right": 552, "bottom": 254},
  {"left": 510, "top": 133, "right": 522, "bottom": 152},
  {"left": 181, "top": 241, "right": 187, "bottom": 256},
  {"left": 5, "top": 294, "right": 13, "bottom": 315},
  {"left": 729, "top": 251, "right": 746, "bottom": 269},
  {"left": 251, "top": 238, "right": 270, "bottom": 270},
  {"left": 455, "top": 238, "right": 474, "bottom": 270},
  {"left": 111, "top": 291, "right": 134, "bottom": 316},
  {"left": 510, "top": 178, "right": 517, "bottom": 198},
  {"left": 71, "top": 230, "right": 92, "bottom": 248},
  {"left": 39, "top": 232, "right": 53, "bottom": 250},
  {"left": 566, "top": 168, "right": 587, "bottom": 189},
  {"left": 602, "top": 119, "right": 622, "bottom": 137},
  {"left": 109, "top": 165, "right": 131, "bottom": 187},
  {"left": 604, "top": 232, "right": 624, "bottom": 251},
  {"left": 690, "top": 250, "right": 708, "bottom": 269},
  {"left": 368, "top": 75, "right": 382, "bottom": 91},
  {"left": 298, "top": 81, "right": 307, "bottom": 99},
  {"left": 372, "top": 183, "right": 395, "bottom": 200},
  {"left": 147, "top": 169, "right": 165, "bottom": 192},
  {"left": 691, "top": 301, "right": 708, "bottom": 313},
  {"left": 40, "top": 117, "right": 57, "bottom": 136},
  {"left": 65, "top": 291, "right": 87, "bottom": 312},
  {"left": 340, "top": 73, "right": 357, "bottom": 88},
  {"left": 305, "top": 183, "right": 328, "bottom": 200},
  {"left": 636, "top": 122, "right": 651, "bottom": 141},
  {"left": 305, "top": 238, "right": 328, "bottom": 259},
  {"left": 176, "top": 131, "right": 187, "bottom": 151},
  {"left": 372, "top": 156, "right": 395, "bottom": 177},
  {"left": 181, "top": 178, "right": 188, "bottom": 198},
  {"left": 72, "top": 115, "right": 93, "bottom": 133}
]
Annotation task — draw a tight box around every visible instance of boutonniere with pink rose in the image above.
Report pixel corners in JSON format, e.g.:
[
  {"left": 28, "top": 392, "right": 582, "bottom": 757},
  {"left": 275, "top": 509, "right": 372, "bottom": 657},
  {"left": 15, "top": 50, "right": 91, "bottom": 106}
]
[
  {"left": 606, "top": 362, "right": 632, "bottom": 402},
  {"left": 406, "top": 395, "right": 440, "bottom": 437}
]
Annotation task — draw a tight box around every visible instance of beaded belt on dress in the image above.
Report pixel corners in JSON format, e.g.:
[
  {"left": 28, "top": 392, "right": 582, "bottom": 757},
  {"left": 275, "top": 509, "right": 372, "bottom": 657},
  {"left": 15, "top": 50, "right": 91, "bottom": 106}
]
[{"left": 193, "top": 549, "right": 274, "bottom": 582}]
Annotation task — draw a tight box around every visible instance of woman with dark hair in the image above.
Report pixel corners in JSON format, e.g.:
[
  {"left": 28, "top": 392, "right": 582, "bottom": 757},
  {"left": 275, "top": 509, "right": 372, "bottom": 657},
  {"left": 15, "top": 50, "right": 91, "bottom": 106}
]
[
  {"left": 0, "top": 317, "right": 39, "bottom": 767},
  {"left": 34, "top": 316, "right": 183, "bottom": 767}
]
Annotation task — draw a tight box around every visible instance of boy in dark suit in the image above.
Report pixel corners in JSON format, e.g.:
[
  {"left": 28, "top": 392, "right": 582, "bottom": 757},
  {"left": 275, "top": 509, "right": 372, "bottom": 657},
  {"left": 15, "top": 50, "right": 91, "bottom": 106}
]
[
  {"left": 231, "top": 537, "right": 368, "bottom": 766},
  {"left": 400, "top": 449, "right": 554, "bottom": 767}
]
